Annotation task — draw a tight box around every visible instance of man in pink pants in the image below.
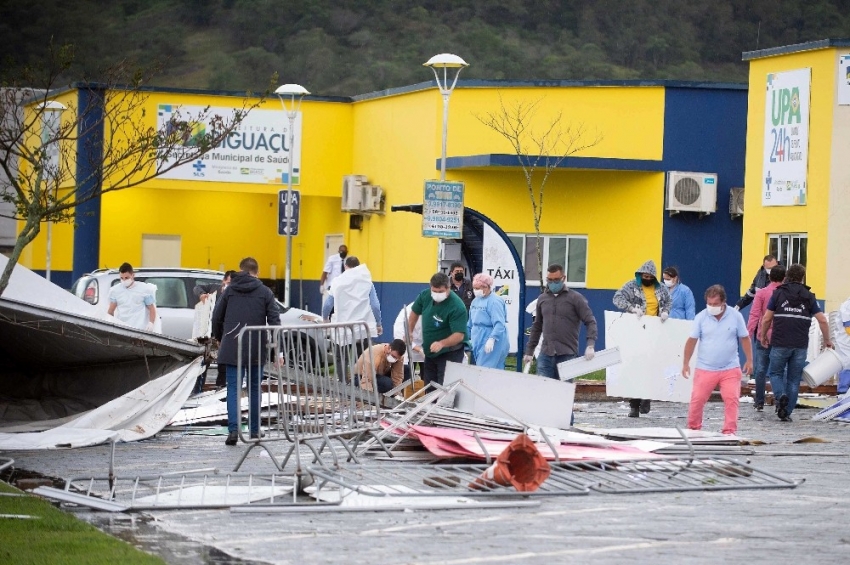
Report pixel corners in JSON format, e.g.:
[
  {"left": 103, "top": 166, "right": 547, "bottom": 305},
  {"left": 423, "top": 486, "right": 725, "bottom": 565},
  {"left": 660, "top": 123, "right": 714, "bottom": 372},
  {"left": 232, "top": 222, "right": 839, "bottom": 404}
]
[{"left": 682, "top": 285, "right": 753, "bottom": 435}]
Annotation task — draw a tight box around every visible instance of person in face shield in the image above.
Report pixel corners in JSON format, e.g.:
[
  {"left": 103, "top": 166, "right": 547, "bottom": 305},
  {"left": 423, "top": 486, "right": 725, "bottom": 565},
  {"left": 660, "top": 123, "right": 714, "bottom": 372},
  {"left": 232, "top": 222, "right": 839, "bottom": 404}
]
[
  {"left": 613, "top": 259, "right": 672, "bottom": 417},
  {"left": 107, "top": 262, "right": 158, "bottom": 332},
  {"left": 407, "top": 272, "right": 469, "bottom": 386},
  {"left": 449, "top": 262, "right": 475, "bottom": 311}
]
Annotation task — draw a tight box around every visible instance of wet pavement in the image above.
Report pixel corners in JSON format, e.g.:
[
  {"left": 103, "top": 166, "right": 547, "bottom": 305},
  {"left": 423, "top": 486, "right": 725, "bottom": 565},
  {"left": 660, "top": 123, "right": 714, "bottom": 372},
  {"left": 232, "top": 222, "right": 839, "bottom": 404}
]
[{"left": 3, "top": 397, "right": 850, "bottom": 565}]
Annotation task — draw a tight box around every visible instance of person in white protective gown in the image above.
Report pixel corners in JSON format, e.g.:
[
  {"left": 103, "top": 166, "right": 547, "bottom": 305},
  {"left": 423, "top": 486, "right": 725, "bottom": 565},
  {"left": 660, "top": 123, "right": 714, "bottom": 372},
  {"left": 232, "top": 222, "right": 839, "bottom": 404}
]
[
  {"left": 393, "top": 303, "right": 424, "bottom": 380},
  {"left": 467, "top": 272, "right": 509, "bottom": 369},
  {"left": 107, "top": 262, "right": 159, "bottom": 332}
]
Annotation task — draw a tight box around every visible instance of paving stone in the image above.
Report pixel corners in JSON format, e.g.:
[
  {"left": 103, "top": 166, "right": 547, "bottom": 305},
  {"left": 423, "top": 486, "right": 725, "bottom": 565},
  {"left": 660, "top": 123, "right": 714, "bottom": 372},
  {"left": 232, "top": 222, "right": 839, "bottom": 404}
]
[{"left": 2, "top": 399, "right": 849, "bottom": 564}]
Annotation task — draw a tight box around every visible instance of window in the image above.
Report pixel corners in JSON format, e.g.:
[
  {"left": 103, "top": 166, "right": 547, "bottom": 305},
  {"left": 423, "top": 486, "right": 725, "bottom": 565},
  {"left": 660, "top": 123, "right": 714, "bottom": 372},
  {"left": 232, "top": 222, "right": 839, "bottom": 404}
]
[
  {"left": 508, "top": 233, "right": 588, "bottom": 286},
  {"left": 143, "top": 277, "right": 189, "bottom": 308},
  {"left": 768, "top": 233, "right": 807, "bottom": 266}
]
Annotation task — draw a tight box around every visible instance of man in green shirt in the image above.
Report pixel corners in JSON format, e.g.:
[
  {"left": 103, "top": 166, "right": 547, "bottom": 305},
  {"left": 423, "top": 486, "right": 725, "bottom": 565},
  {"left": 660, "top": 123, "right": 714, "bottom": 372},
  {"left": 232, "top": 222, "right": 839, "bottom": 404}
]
[{"left": 408, "top": 272, "right": 469, "bottom": 386}]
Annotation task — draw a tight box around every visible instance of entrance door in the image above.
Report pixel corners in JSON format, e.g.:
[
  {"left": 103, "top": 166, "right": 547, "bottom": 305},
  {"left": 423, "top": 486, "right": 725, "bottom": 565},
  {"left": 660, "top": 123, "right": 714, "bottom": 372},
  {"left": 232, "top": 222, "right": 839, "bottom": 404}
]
[
  {"left": 324, "top": 234, "right": 345, "bottom": 267},
  {"left": 142, "top": 235, "right": 181, "bottom": 267}
]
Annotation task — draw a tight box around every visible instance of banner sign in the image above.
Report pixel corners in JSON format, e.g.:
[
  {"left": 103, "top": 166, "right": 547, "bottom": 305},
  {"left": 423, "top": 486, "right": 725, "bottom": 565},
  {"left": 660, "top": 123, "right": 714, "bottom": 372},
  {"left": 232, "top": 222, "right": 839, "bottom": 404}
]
[
  {"left": 422, "top": 180, "right": 464, "bottom": 238},
  {"left": 156, "top": 105, "right": 302, "bottom": 185},
  {"left": 482, "top": 222, "right": 522, "bottom": 353},
  {"left": 762, "top": 68, "right": 810, "bottom": 206},
  {"left": 278, "top": 189, "right": 300, "bottom": 236}
]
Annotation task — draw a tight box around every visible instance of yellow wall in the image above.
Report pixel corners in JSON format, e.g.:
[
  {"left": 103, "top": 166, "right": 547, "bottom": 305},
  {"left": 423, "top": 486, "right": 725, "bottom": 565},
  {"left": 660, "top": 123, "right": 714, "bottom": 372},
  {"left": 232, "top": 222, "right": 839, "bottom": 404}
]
[
  {"left": 347, "top": 85, "right": 666, "bottom": 287},
  {"left": 825, "top": 50, "right": 850, "bottom": 309},
  {"left": 23, "top": 88, "right": 353, "bottom": 279},
  {"left": 741, "top": 49, "right": 836, "bottom": 298},
  {"left": 449, "top": 86, "right": 665, "bottom": 161},
  {"left": 22, "top": 82, "right": 667, "bottom": 293},
  {"left": 349, "top": 89, "right": 441, "bottom": 284},
  {"left": 18, "top": 89, "right": 80, "bottom": 272}
]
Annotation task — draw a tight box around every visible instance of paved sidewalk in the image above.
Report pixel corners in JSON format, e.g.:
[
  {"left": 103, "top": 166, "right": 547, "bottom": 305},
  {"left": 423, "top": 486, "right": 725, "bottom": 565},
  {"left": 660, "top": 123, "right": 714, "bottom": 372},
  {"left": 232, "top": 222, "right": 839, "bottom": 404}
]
[{"left": 3, "top": 399, "right": 849, "bottom": 565}]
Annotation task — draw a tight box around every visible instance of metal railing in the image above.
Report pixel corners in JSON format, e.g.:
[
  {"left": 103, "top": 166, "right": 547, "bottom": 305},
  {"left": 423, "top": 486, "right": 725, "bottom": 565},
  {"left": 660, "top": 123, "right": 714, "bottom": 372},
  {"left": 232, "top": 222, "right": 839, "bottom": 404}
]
[{"left": 230, "top": 322, "right": 389, "bottom": 474}]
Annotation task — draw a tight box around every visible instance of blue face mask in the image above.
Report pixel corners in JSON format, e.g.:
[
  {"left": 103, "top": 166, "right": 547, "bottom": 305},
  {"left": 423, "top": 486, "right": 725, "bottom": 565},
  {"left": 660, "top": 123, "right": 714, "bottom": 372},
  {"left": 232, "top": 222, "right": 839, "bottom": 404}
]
[{"left": 547, "top": 281, "right": 565, "bottom": 293}]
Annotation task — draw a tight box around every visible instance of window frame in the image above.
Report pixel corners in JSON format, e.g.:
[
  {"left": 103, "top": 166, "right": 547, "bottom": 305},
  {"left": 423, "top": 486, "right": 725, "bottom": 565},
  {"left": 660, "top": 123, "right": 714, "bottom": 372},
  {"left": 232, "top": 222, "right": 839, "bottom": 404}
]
[
  {"left": 508, "top": 232, "right": 589, "bottom": 288},
  {"left": 767, "top": 232, "right": 807, "bottom": 267}
]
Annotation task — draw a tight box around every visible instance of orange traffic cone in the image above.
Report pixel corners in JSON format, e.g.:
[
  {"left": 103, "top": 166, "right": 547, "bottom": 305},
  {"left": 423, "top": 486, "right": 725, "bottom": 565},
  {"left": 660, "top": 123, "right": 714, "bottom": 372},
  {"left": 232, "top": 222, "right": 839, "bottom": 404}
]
[{"left": 469, "top": 433, "right": 551, "bottom": 492}]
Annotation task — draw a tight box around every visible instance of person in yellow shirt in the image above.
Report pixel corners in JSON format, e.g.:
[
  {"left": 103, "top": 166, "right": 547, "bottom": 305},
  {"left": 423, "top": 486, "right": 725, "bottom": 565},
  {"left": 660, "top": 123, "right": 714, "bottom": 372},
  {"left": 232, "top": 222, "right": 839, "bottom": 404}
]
[{"left": 613, "top": 259, "right": 673, "bottom": 417}]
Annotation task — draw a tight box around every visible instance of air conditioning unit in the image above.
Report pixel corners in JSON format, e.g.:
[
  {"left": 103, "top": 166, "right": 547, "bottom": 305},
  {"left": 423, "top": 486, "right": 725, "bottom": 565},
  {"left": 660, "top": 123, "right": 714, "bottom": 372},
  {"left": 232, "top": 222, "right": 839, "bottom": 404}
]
[
  {"left": 729, "top": 187, "right": 744, "bottom": 217},
  {"left": 361, "top": 185, "right": 384, "bottom": 213},
  {"left": 342, "top": 175, "right": 367, "bottom": 212},
  {"left": 666, "top": 171, "right": 718, "bottom": 214}
]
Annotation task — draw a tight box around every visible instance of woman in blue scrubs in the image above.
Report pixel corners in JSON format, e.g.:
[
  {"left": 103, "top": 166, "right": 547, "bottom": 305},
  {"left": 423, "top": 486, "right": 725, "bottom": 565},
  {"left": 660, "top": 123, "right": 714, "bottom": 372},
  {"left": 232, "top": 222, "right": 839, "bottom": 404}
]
[{"left": 468, "top": 273, "right": 509, "bottom": 369}]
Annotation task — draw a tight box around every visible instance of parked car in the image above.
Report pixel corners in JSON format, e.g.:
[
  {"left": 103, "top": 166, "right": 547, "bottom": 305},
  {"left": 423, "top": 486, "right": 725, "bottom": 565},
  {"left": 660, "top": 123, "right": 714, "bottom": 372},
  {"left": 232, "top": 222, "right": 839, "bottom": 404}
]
[{"left": 70, "top": 268, "right": 329, "bottom": 368}]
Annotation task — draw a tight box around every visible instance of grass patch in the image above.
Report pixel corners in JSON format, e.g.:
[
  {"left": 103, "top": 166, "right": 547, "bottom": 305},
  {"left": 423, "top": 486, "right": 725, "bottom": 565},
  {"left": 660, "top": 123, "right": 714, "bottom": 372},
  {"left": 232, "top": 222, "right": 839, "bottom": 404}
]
[
  {"left": 578, "top": 369, "right": 607, "bottom": 381},
  {"left": 0, "top": 481, "right": 164, "bottom": 565}
]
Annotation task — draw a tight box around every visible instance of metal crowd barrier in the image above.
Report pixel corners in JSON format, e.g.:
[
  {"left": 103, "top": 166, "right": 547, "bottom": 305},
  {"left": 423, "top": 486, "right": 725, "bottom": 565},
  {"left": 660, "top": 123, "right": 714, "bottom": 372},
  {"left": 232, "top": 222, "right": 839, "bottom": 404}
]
[{"left": 231, "top": 322, "right": 389, "bottom": 475}]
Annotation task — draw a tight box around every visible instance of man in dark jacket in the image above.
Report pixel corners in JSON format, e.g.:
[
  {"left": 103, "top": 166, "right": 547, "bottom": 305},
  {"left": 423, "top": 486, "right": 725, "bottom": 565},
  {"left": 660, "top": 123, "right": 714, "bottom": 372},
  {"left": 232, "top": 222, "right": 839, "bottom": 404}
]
[
  {"left": 758, "top": 263, "right": 833, "bottom": 422},
  {"left": 449, "top": 262, "right": 475, "bottom": 312},
  {"left": 735, "top": 254, "right": 779, "bottom": 311},
  {"left": 523, "top": 264, "right": 598, "bottom": 379},
  {"left": 212, "top": 257, "right": 280, "bottom": 445}
]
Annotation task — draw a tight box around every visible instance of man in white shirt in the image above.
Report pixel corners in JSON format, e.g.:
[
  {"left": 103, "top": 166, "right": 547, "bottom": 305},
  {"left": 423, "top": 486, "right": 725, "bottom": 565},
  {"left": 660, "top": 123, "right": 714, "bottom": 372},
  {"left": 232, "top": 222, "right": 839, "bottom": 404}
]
[
  {"left": 320, "top": 244, "right": 348, "bottom": 296},
  {"left": 107, "top": 263, "right": 158, "bottom": 332}
]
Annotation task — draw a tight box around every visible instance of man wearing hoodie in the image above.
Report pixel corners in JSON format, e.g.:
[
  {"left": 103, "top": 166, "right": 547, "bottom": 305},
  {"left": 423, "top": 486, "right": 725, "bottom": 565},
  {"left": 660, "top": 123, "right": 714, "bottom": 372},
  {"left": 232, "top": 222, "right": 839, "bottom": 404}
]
[
  {"left": 758, "top": 264, "right": 833, "bottom": 422},
  {"left": 613, "top": 259, "right": 672, "bottom": 417},
  {"left": 212, "top": 257, "right": 280, "bottom": 446}
]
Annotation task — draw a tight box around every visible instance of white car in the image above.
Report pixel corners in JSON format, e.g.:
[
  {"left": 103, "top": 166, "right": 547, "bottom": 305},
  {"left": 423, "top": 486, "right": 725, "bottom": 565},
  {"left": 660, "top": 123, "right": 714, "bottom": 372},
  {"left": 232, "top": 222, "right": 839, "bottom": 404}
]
[{"left": 71, "top": 268, "right": 329, "bottom": 367}]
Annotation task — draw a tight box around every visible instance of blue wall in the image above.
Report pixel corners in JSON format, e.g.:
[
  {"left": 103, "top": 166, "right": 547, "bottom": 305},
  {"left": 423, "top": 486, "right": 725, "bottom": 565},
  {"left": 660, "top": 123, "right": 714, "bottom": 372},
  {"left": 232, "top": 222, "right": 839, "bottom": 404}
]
[
  {"left": 72, "top": 87, "right": 105, "bottom": 281},
  {"left": 660, "top": 88, "right": 748, "bottom": 309}
]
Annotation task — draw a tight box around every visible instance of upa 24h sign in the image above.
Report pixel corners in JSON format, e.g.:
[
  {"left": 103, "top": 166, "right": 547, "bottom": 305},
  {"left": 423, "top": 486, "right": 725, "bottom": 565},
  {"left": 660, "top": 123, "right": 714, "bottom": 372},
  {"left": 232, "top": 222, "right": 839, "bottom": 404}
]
[{"left": 762, "top": 68, "right": 810, "bottom": 206}]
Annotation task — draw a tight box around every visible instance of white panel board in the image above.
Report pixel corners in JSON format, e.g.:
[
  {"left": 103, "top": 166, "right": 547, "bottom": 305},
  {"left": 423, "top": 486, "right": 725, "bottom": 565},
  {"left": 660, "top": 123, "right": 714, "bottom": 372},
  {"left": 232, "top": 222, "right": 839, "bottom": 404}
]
[
  {"left": 604, "top": 311, "right": 696, "bottom": 403},
  {"left": 557, "top": 347, "right": 621, "bottom": 380},
  {"left": 444, "top": 362, "right": 575, "bottom": 429}
]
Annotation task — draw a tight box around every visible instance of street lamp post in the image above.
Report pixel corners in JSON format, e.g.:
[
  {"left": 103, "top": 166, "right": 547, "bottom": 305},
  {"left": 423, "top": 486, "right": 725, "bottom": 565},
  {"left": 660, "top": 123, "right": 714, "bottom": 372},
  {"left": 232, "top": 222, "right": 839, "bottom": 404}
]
[
  {"left": 423, "top": 53, "right": 468, "bottom": 181},
  {"left": 41, "top": 100, "right": 66, "bottom": 283},
  {"left": 275, "top": 84, "right": 309, "bottom": 309}
]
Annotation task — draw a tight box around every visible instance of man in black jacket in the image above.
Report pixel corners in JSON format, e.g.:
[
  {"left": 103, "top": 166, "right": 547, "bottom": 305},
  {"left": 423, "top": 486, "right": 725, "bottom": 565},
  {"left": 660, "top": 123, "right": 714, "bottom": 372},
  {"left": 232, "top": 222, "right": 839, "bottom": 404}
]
[
  {"left": 758, "top": 263, "right": 833, "bottom": 422},
  {"left": 212, "top": 257, "right": 280, "bottom": 446},
  {"left": 735, "top": 254, "right": 779, "bottom": 311}
]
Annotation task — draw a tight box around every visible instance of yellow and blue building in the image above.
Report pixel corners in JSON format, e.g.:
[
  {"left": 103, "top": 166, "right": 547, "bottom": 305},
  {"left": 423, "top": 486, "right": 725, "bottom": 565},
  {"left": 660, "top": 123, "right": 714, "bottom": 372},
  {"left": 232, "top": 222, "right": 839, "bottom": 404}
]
[
  {"left": 741, "top": 39, "right": 850, "bottom": 312},
  {"left": 20, "top": 78, "right": 750, "bottom": 351}
]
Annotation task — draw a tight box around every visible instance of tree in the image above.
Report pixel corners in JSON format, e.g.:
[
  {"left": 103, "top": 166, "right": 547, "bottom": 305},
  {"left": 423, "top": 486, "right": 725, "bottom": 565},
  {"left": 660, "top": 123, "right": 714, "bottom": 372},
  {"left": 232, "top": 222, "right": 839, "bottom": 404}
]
[
  {"left": 0, "top": 45, "right": 270, "bottom": 296},
  {"left": 476, "top": 95, "right": 602, "bottom": 287}
]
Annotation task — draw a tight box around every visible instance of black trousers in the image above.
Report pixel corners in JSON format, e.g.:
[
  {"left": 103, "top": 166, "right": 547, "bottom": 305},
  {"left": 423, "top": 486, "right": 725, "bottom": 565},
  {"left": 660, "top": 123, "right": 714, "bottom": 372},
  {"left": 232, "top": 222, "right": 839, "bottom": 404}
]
[{"left": 422, "top": 348, "right": 466, "bottom": 386}]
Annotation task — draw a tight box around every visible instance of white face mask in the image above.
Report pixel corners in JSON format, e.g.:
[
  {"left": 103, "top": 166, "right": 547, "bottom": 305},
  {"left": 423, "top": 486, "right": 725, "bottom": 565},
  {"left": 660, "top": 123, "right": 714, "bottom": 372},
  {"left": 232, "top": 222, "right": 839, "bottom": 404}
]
[
  {"left": 706, "top": 304, "right": 723, "bottom": 316},
  {"left": 663, "top": 279, "right": 675, "bottom": 288},
  {"left": 386, "top": 354, "right": 397, "bottom": 363},
  {"left": 473, "top": 289, "right": 485, "bottom": 298},
  {"left": 121, "top": 278, "right": 133, "bottom": 288},
  {"left": 431, "top": 291, "right": 447, "bottom": 303}
]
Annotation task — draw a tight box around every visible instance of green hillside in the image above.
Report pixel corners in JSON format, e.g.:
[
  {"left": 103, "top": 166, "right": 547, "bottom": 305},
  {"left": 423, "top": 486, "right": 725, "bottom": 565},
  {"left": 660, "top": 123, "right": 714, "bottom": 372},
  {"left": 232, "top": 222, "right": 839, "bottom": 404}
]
[{"left": 3, "top": 0, "right": 850, "bottom": 95}]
